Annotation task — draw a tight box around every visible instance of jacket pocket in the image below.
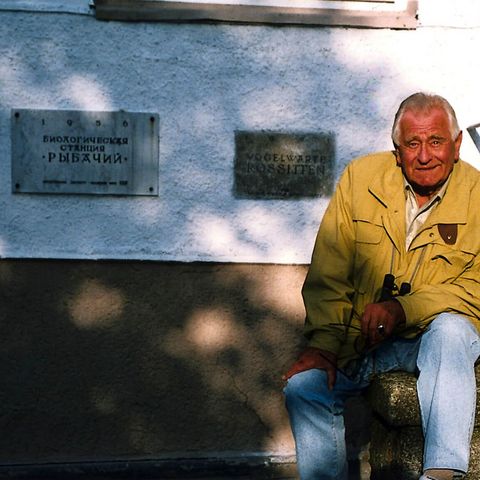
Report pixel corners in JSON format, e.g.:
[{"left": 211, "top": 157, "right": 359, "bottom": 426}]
[
  {"left": 430, "top": 247, "right": 475, "bottom": 282},
  {"left": 353, "top": 221, "right": 387, "bottom": 294},
  {"left": 354, "top": 220, "right": 383, "bottom": 245}
]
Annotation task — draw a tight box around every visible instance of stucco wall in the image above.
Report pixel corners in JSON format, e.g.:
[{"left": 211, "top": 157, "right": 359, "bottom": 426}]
[
  {"left": 0, "top": 260, "right": 305, "bottom": 463},
  {"left": 0, "top": 1, "right": 479, "bottom": 264}
]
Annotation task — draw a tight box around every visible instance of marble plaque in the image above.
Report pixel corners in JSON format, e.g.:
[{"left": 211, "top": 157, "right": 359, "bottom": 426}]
[
  {"left": 11, "top": 109, "right": 159, "bottom": 196},
  {"left": 235, "top": 131, "right": 334, "bottom": 198}
]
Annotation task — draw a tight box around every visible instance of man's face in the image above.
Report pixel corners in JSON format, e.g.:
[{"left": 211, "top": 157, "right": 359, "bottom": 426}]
[{"left": 395, "top": 107, "right": 462, "bottom": 201}]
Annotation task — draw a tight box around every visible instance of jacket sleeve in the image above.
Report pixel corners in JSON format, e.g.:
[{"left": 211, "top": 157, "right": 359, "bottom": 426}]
[
  {"left": 302, "top": 165, "right": 356, "bottom": 354},
  {"left": 395, "top": 257, "right": 480, "bottom": 330}
]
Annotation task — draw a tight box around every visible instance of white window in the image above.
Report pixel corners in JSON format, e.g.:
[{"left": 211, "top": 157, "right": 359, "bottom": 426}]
[{"left": 94, "top": 0, "right": 418, "bottom": 29}]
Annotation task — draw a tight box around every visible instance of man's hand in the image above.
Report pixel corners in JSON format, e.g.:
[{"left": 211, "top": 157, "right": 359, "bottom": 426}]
[
  {"left": 282, "top": 347, "right": 338, "bottom": 390},
  {"left": 361, "top": 299, "right": 406, "bottom": 345}
]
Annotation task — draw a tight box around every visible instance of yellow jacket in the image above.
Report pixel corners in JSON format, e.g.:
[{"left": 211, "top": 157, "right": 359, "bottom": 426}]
[{"left": 303, "top": 151, "right": 480, "bottom": 366}]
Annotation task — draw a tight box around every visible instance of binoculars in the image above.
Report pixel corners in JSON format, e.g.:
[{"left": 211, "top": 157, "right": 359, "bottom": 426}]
[{"left": 379, "top": 273, "right": 411, "bottom": 302}]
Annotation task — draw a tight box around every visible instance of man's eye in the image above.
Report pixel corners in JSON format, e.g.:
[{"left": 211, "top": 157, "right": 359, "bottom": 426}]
[{"left": 408, "top": 142, "right": 419, "bottom": 148}]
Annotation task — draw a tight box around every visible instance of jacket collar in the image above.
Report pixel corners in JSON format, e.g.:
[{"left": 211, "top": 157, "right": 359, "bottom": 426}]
[
  {"left": 367, "top": 154, "right": 470, "bottom": 252},
  {"left": 426, "top": 161, "right": 469, "bottom": 226},
  {"left": 367, "top": 152, "right": 404, "bottom": 211},
  {"left": 367, "top": 154, "right": 406, "bottom": 252},
  {"left": 368, "top": 155, "right": 469, "bottom": 226}
]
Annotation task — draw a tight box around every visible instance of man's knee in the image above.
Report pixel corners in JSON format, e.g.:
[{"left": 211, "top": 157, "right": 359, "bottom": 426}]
[
  {"left": 284, "top": 369, "right": 335, "bottom": 408},
  {"left": 425, "top": 313, "right": 478, "bottom": 344},
  {"left": 419, "top": 313, "right": 480, "bottom": 367},
  {"left": 284, "top": 369, "right": 328, "bottom": 396}
]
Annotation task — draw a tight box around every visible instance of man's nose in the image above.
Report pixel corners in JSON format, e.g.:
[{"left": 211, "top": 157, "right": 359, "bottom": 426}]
[{"left": 418, "top": 143, "right": 431, "bottom": 163}]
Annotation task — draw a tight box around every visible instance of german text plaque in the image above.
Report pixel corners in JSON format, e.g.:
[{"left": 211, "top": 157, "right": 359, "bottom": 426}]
[
  {"left": 234, "top": 131, "right": 334, "bottom": 198},
  {"left": 11, "top": 109, "right": 159, "bottom": 196}
]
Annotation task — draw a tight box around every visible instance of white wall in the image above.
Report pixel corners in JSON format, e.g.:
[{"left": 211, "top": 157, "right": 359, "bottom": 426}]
[{"left": 0, "top": 0, "right": 479, "bottom": 263}]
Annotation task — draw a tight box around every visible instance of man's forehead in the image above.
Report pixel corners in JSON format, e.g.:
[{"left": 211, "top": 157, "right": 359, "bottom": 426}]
[
  {"left": 404, "top": 132, "right": 448, "bottom": 140},
  {"left": 400, "top": 108, "right": 450, "bottom": 132}
]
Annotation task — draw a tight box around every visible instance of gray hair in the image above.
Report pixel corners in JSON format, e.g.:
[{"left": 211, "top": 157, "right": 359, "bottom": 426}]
[{"left": 391, "top": 92, "right": 460, "bottom": 146}]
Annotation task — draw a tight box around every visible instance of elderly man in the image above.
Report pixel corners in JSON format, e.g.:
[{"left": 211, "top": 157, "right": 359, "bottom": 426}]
[{"left": 283, "top": 93, "right": 480, "bottom": 480}]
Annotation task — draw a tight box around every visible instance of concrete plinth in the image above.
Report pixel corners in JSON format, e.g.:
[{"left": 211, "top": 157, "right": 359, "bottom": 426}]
[{"left": 369, "top": 369, "right": 480, "bottom": 479}]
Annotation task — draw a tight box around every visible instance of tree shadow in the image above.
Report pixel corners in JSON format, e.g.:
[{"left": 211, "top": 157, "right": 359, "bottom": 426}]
[{"left": 0, "top": 259, "right": 306, "bottom": 463}]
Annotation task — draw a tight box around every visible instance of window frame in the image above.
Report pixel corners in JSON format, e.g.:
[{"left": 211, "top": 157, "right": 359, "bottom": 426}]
[{"left": 94, "top": 0, "right": 418, "bottom": 29}]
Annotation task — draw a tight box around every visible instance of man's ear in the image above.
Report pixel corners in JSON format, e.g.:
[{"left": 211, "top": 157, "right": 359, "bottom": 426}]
[{"left": 393, "top": 145, "right": 401, "bottom": 166}]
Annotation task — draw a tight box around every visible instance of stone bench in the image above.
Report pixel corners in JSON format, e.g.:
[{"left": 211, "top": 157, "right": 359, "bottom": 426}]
[{"left": 368, "top": 367, "right": 480, "bottom": 479}]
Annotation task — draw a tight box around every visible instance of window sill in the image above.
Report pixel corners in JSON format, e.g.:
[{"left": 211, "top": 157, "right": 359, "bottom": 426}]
[{"left": 94, "top": 0, "right": 418, "bottom": 29}]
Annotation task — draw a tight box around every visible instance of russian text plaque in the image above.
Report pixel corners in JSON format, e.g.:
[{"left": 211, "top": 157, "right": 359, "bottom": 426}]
[
  {"left": 11, "top": 109, "right": 159, "bottom": 196},
  {"left": 234, "top": 131, "right": 335, "bottom": 198}
]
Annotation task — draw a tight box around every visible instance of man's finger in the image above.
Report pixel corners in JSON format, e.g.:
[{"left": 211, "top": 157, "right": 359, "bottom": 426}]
[
  {"left": 282, "top": 348, "right": 338, "bottom": 387},
  {"left": 377, "top": 324, "right": 386, "bottom": 336},
  {"left": 326, "top": 366, "right": 337, "bottom": 390},
  {"left": 360, "top": 308, "right": 371, "bottom": 337},
  {"left": 282, "top": 362, "right": 304, "bottom": 381}
]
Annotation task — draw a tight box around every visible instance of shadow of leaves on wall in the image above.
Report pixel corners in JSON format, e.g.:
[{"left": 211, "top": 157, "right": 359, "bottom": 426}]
[{"left": 0, "top": 259, "right": 307, "bottom": 463}]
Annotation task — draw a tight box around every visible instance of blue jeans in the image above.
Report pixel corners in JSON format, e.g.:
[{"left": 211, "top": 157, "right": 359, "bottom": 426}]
[{"left": 284, "top": 313, "right": 480, "bottom": 480}]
